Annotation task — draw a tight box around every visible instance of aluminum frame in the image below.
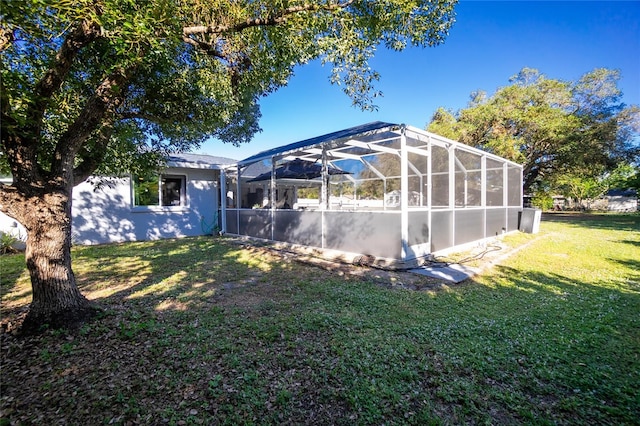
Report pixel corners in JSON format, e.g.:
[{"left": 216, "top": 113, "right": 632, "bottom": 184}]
[{"left": 222, "top": 122, "right": 523, "bottom": 262}]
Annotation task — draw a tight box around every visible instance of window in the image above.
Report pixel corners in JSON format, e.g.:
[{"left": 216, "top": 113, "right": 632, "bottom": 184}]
[{"left": 133, "top": 174, "right": 186, "bottom": 207}]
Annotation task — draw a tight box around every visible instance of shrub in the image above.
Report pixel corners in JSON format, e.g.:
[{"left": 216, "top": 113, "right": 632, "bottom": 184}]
[
  {"left": 531, "top": 191, "right": 554, "bottom": 210},
  {"left": 0, "top": 232, "right": 19, "bottom": 255}
]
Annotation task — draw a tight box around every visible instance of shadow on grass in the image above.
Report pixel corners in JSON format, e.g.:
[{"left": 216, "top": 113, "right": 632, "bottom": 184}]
[
  {"left": 0, "top": 236, "right": 302, "bottom": 326},
  {"left": 608, "top": 257, "right": 640, "bottom": 283},
  {"left": 492, "top": 264, "right": 639, "bottom": 297},
  {"left": 73, "top": 236, "right": 302, "bottom": 312},
  {"left": 2, "top": 230, "right": 640, "bottom": 425},
  {"left": 619, "top": 239, "right": 640, "bottom": 248}
]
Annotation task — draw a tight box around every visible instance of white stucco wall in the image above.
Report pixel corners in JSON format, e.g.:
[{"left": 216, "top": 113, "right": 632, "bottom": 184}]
[
  {"left": 71, "top": 168, "right": 220, "bottom": 245},
  {"left": 0, "top": 211, "right": 27, "bottom": 250},
  {"left": 1, "top": 168, "right": 221, "bottom": 247}
]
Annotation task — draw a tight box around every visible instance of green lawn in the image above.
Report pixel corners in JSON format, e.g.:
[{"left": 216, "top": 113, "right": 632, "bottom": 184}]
[{"left": 1, "top": 213, "right": 639, "bottom": 425}]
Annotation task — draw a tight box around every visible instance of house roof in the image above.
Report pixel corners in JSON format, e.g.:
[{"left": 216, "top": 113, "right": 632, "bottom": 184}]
[
  {"left": 238, "top": 121, "right": 400, "bottom": 166},
  {"left": 167, "top": 153, "right": 237, "bottom": 170}
]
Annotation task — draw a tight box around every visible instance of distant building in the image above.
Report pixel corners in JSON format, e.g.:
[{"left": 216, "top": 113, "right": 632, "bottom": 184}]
[{"left": 605, "top": 189, "right": 638, "bottom": 212}]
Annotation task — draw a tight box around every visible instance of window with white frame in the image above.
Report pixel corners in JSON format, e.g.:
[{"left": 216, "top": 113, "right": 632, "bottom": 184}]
[{"left": 133, "top": 174, "right": 186, "bottom": 207}]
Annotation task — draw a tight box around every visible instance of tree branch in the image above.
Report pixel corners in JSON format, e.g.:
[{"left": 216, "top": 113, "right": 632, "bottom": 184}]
[
  {"left": 28, "top": 20, "right": 102, "bottom": 142},
  {"left": 0, "top": 77, "right": 46, "bottom": 190},
  {"left": 182, "top": 1, "right": 354, "bottom": 45},
  {"left": 181, "top": 35, "right": 225, "bottom": 58},
  {"left": 2, "top": 20, "right": 103, "bottom": 190},
  {"left": 36, "top": 21, "right": 102, "bottom": 101},
  {"left": 0, "top": 182, "right": 30, "bottom": 223},
  {"left": 50, "top": 69, "right": 130, "bottom": 183},
  {"left": 72, "top": 123, "right": 114, "bottom": 185}
]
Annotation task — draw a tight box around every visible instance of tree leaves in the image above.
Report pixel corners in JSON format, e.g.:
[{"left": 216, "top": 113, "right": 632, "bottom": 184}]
[
  {"left": 2, "top": 0, "right": 458, "bottom": 184},
  {"left": 427, "top": 67, "right": 640, "bottom": 192}
]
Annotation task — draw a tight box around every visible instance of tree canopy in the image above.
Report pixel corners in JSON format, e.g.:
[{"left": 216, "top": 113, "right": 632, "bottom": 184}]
[
  {"left": 1, "top": 0, "right": 457, "bottom": 181},
  {"left": 427, "top": 68, "right": 640, "bottom": 193},
  {"left": 0, "top": 0, "right": 458, "bottom": 330}
]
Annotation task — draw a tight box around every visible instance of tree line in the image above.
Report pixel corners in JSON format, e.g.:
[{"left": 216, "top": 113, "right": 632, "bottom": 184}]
[{"left": 427, "top": 67, "right": 640, "bottom": 208}]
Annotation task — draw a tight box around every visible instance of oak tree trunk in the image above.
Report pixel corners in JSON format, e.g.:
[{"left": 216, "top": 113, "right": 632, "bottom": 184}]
[{"left": 19, "top": 186, "right": 94, "bottom": 332}]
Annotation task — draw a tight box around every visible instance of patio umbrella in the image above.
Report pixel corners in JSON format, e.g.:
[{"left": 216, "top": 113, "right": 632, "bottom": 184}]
[{"left": 247, "top": 159, "right": 350, "bottom": 182}]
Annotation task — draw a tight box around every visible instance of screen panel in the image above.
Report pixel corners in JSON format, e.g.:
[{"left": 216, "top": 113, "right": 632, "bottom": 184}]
[
  {"left": 273, "top": 210, "right": 322, "bottom": 247},
  {"left": 239, "top": 209, "right": 271, "bottom": 239},
  {"left": 431, "top": 210, "right": 453, "bottom": 252},
  {"left": 454, "top": 209, "right": 484, "bottom": 246},
  {"left": 324, "top": 211, "right": 402, "bottom": 259},
  {"left": 408, "top": 210, "right": 430, "bottom": 246},
  {"left": 486, "top": 208, "right": 507, "bottom": 237}
]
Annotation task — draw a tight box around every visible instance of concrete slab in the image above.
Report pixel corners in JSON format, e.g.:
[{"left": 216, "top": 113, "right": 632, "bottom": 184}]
[{"left": 407, "top": 263, "right": 479, "bottom": 283}]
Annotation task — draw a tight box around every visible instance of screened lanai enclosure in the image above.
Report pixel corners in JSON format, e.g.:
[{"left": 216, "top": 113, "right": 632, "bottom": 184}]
[{"left": 221, "top": 122, "right": 522, "bottom": 266}]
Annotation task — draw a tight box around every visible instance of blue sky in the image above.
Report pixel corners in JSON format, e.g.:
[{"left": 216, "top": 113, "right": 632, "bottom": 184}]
[{"left": 197, "top": 1, "right": 640, "bottom": 160}]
